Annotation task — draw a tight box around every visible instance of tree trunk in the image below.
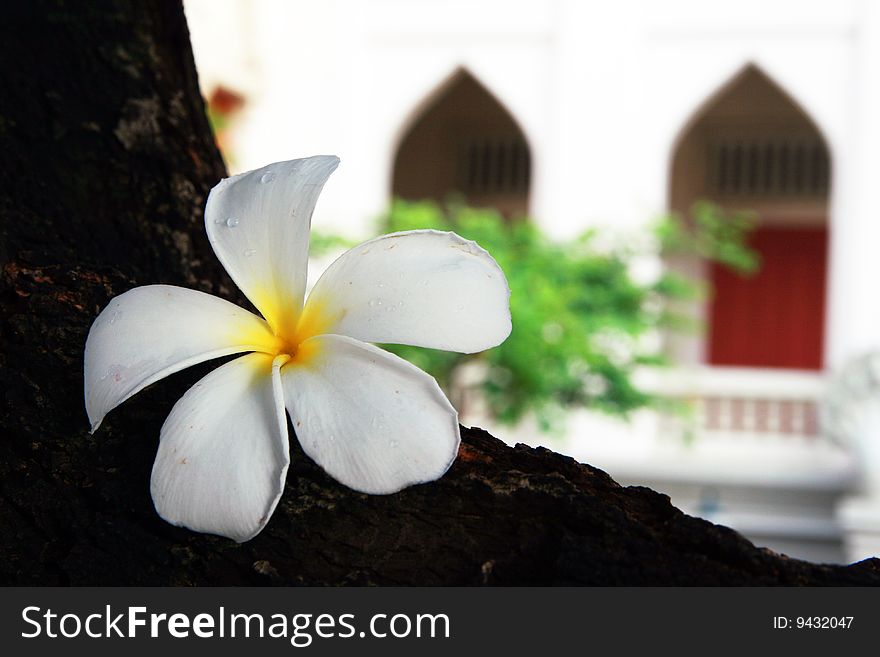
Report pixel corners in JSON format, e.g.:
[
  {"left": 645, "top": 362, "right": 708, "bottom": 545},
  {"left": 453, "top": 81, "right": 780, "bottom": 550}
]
[{"left": 1, "top": 0, "right": 877, "bottom": 586}]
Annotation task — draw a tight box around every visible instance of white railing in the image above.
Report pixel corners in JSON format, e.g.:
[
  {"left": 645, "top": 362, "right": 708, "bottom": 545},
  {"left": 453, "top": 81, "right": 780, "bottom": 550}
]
[{"left": 637, "top": 366, "right": 827, "bottom": 444}]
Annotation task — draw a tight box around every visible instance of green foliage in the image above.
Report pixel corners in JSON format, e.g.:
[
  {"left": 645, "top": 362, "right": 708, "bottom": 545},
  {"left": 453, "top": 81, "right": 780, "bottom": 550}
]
[
  {"left": 309, "top": 231, "right": 357, "bottom": 256},
  {"left": 321, "top": 199, "right": 757, "bottom": 432},
  {"left": 657, "top": 200, "right": 760, "bottom": 274}
]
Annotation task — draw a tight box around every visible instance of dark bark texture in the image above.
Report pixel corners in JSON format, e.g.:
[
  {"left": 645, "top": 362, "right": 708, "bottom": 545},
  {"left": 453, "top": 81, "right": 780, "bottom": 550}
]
[{"left": 1, "top": 0, "right": 878, "bottom": 586}]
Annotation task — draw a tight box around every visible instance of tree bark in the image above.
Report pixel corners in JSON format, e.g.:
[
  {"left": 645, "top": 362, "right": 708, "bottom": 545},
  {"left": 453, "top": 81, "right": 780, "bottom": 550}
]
[{"left": 1, "top": 0, "right": 878, "bottom": 586}]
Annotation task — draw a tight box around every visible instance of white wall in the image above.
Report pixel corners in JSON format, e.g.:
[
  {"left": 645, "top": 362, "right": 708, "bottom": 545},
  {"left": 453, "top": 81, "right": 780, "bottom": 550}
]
[{"left": 184, "top": 0, "right": 880, "bottom": 364}]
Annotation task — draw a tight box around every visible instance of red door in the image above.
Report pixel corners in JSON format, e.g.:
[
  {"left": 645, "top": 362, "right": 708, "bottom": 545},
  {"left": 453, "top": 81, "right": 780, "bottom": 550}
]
[{"left": 707, "top": 226, "right": 828, "bottom": 370}]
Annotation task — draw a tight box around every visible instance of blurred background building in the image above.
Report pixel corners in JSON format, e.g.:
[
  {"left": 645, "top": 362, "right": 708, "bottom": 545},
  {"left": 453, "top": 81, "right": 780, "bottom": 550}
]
[{"left": 184, "top": 0, "right": 880, "bottom": 564}]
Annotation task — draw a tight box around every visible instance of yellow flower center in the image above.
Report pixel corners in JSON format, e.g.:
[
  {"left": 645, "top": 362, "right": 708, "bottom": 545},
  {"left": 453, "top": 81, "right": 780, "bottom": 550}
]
[
  {"left": 245, "top": 294, "right": 339, "bottom": 367},
  {"left": 232, "top": 288, "right": 340, "bottom": 367},
  {"left": 273, "top": 300, "right": 332, "bottom": 365}
]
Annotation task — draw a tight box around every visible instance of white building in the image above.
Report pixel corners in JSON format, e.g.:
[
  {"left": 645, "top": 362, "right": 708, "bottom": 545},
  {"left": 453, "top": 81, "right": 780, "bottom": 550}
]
[{"left": 184, "top": 0, "right": 880, "bottom": 564}]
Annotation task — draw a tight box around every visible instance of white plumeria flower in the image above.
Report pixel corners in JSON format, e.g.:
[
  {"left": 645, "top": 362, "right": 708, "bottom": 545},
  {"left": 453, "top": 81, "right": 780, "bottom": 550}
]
[{"left": 84, "top": 156, "right": 511, "bottom": 542}]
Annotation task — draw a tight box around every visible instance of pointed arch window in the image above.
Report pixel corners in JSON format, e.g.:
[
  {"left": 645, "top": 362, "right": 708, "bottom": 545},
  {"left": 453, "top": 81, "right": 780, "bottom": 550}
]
[
  {"left": 392, "top": 69, "right": 531, "bottom": 217},
  {"left": 669, "top": 65, "right": 832, "bottom": 371}
]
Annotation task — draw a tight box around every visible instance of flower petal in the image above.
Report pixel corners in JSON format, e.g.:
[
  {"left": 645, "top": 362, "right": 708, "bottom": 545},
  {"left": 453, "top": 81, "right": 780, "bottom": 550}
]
[
  {"left": 205, "top": 155, "right": 340, "bottom": 335},
  {"left": 84, "top": 285, "right": 280, "bottom": 432},
  {"left": 303, "top": 230, "right": 511, "bottom": 353},
  {"left": 280, "top": 334, "right": 460, "bottom": 494},
  {"left": 150, "top": 352, "right": 290, "bottom": 542}
]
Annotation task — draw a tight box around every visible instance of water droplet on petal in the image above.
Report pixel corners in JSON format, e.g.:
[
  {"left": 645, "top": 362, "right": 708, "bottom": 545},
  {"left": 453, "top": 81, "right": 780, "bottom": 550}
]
[
  {"left": 457, "top": 304, "right": 465, "bottom": 312},
  {"left": 260, "top": 172, "right": 275, "bottom": 184},
  {"left": 389, "top": 439, "right": 399, "bottom": 448},
  {"left": 109, "top": 310, "right": 120, "bottom": 325},
  {"left": 226, "top": 217, "right": 239, "bottom": 227},
  {"left": 244, "top": 249, "right": 256, "bottom": 257},
  {"left": 213, "top": 217, "right": 224, "bottom": 225}
]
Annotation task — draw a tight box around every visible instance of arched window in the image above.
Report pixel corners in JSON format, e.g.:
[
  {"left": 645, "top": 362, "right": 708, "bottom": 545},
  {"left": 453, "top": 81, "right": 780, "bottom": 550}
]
[
  {"left": 670, "top": 65, "right": 832, "bottom": 370},
  {"left": 392, "top": 69, "right": 531, "bottom": 217}
]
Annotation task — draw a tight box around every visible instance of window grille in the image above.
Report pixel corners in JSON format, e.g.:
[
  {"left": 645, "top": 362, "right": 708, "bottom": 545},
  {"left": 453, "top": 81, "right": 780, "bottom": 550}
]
[
  {"left": 460, "top": 138, "right": 531, "bottom": 194},
  {"left": 708, "top": 136, "right": 829, "bottom": 198}
]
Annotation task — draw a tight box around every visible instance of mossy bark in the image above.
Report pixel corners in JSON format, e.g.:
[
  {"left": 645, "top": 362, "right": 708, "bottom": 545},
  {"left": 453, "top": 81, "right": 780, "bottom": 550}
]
[{"left": 1, "top": 0, "right": 878, "bottom": 585}]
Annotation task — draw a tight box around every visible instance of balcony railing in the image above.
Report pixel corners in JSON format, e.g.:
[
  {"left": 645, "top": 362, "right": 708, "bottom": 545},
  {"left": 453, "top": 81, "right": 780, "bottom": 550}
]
[{"left": 637, "top": 366, "right": 826, "bottom": 444}]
